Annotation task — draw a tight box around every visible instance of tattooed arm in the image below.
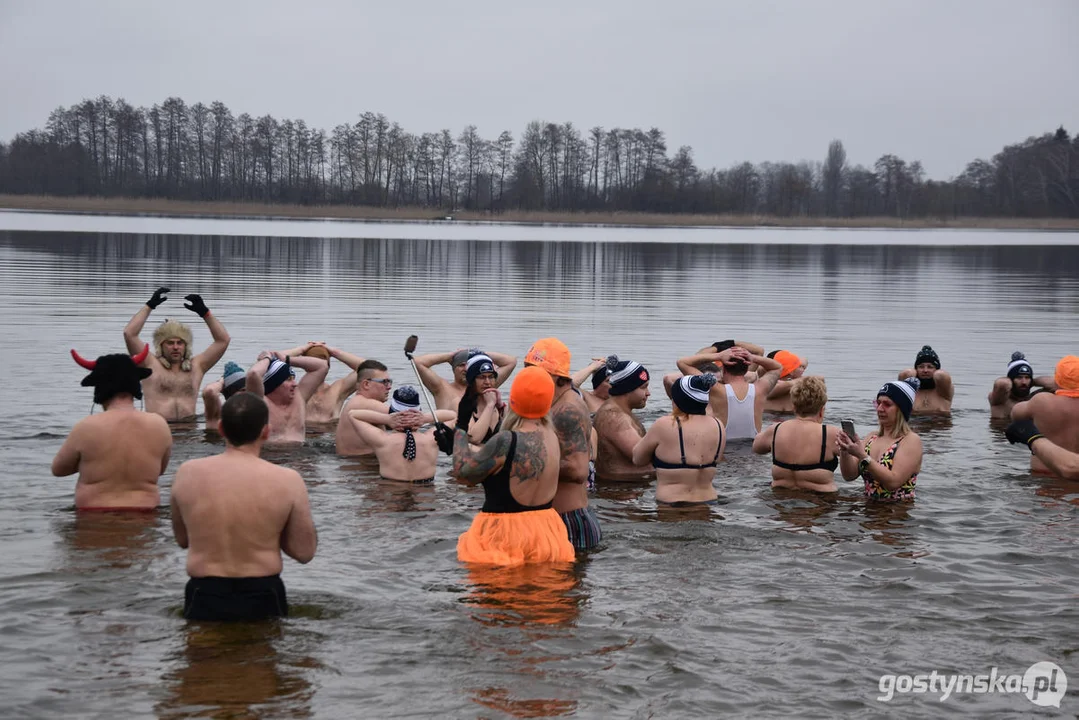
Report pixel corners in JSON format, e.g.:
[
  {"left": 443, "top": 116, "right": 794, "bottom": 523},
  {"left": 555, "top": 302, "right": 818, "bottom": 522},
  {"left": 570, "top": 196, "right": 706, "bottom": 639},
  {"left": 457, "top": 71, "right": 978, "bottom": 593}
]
[
  {"left": 551, "top": 401, "right": 591, "bottom": 484},
  {"left": 453, "top": 428, "right": 510, "bottom": 485}
]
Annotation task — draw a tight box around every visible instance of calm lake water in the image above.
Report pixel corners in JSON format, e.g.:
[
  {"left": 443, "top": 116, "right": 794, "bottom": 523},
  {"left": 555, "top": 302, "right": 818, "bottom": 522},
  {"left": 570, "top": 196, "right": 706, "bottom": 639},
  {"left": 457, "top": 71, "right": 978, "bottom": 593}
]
[{"left": 0, "top": 212, "right": 1077, "bottom": 718}]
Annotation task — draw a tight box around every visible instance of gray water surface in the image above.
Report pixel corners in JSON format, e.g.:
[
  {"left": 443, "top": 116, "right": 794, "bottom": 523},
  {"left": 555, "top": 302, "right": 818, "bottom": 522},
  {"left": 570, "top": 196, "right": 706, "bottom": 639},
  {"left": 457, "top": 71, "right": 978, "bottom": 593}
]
[{"left": 0, "top": 221, "right": 1076, "bottom": 718}]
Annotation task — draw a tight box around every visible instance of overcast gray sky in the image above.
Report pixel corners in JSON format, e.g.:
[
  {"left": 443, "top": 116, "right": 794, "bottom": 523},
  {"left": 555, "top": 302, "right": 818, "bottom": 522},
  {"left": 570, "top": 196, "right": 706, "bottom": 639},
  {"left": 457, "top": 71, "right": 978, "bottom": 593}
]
[{"left": 1, "top": 0, "right": 1076, "bottom": 178}]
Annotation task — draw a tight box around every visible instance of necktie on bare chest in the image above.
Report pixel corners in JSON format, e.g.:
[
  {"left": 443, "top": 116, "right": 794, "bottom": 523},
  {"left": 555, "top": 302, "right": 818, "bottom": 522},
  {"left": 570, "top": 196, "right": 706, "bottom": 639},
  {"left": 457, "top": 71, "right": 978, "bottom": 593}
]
[{"left": 402, "top": 428, "right": 417, "bottom": 461}]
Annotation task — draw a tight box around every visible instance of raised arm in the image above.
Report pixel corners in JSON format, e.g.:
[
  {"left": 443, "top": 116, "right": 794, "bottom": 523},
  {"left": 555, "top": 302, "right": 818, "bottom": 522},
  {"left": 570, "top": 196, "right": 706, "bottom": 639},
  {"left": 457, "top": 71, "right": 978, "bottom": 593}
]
[
  {"left": 280, "top": 471, "right": 317, "bottom": 563},
  {"left": 246, "top": 356, "right": 271, "bottom": 399},
  {"left": 486, "top": 350, "right": 518, "bottom": 387},
  {"left": 988, "top": 378, "right": 1011, "bottom": 407},
  {"left": 932, "top": 370, "right": 954, "bottom": 401},
  {"left": 571, "top": 358, "right": 607, "bottom": 389},
  {"left": 413, "top": 351, "right": 454, "bottom": 395},
  {"left": 186, "top": 295, "right": 230, "bottom": 373},
  {"left": 452, "top": 428, "right": 510, "bottom": 485},
  {"left": 202, "top": 380, "right": 224, "bottom": 423},
  {"left": 1033, "top": 375, "right": 1057, "bottom": 392},
  {"left": 292, "top": 355, "right": 330, "bottom": 402},
  {"left": 123, "top": 287, "right": 170, "bottom": 354},
  {"left": 748, "top": 352, "right": 783, "bottom": 395},
  {"left": 347, "top": 410, "right": 393, "bottom": 450},
  {"left": 329, "top": 345, "right": 366, "bottom": 371},
  {"left": 897, "top": 368, "right": 916, "bottom": 381}
]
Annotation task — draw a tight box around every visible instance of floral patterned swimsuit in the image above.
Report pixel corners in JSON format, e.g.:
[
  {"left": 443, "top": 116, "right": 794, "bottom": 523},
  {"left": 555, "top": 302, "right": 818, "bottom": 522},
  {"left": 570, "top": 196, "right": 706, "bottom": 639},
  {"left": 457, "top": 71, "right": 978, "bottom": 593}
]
[{"left": 862, "top": 435, "right": 917, "bottom": 502}]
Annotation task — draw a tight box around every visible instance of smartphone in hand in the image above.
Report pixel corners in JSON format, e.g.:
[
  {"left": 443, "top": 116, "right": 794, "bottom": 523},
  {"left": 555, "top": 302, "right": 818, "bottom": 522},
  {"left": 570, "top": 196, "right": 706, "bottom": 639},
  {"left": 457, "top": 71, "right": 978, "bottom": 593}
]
[{"left": 841, "top": 419, "right": 856, "bottom": 437}]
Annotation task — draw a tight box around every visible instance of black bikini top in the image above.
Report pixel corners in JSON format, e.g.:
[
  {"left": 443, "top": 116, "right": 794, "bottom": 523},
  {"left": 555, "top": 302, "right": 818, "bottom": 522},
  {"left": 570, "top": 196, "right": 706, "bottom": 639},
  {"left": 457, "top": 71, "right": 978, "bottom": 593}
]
[
  {"left": 652, "top": 417, "right": 723, "bottom": 470},
  {"left": 480, "top": 432, "right": 553, "bottom": 513},
  {"left": 771, "top": 422, "right": 839, "bottom": 472}
]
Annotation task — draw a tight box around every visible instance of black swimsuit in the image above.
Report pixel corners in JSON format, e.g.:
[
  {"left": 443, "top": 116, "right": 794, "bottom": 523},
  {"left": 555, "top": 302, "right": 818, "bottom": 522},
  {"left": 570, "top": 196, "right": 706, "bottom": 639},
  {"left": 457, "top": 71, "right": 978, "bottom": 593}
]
[
  {"left": 771, "top": 423, "right": 839, "bottom": 472},
  {"left": 480, "top": 432, "right": 552, "bottom": 513},
  {"left": 652, "top": 417, "right": 723, "bottom": 470}
]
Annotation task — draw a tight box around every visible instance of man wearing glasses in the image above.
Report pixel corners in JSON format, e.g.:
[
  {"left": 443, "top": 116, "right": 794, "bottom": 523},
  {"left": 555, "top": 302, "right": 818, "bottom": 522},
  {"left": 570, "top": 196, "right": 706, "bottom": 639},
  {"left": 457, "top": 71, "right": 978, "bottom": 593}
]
[
  {"left": 335, "top": 359, "right": 400, "bottom": 457},
  {"left": 246, "top": 350, "right": 329, "bottom": 444}
]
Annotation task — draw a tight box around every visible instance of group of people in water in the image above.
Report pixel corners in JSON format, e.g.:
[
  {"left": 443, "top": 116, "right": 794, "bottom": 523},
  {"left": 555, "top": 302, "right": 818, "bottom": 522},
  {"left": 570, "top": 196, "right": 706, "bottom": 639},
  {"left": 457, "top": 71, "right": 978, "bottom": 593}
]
[{"left": 51, "top": 288, "right": 1079, "bottom": 622}]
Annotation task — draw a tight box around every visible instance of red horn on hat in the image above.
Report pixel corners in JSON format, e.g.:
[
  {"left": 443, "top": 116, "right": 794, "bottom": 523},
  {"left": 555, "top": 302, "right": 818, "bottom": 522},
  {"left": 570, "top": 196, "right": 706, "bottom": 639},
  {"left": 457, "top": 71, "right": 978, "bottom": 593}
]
[
  {"left": 131, "top": 345, "right": 150, "bottom": 365},
  {"left": 71, "top": 349, "right": 97, "bottom": 370}
]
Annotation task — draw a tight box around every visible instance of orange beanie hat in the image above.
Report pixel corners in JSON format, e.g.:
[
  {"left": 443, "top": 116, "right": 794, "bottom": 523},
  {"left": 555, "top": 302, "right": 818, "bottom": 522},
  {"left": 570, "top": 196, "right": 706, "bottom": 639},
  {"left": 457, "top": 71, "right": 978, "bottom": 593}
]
[
  {"left": 1054, "top": 355, "right": 1079, "bottom": 398},
  {"left": 773, "top": 350, "right": 803, "bottom": 379},
  {"left": 510, "top": 366, "right": 556, "bottom": 419}
]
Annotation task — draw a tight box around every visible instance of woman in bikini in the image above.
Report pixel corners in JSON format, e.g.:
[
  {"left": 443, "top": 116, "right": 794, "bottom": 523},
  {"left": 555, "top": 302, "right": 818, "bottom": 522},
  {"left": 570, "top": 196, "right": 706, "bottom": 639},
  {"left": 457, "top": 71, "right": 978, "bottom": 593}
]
[
  {"left": 837, "top": 378, "right": 923, "bottom": 501},
  {"left": 752, "top": 375, "right": 840, "bottom": 492},
  {"left": 632, "top": 373, "right": 726, "bottom": 506}
]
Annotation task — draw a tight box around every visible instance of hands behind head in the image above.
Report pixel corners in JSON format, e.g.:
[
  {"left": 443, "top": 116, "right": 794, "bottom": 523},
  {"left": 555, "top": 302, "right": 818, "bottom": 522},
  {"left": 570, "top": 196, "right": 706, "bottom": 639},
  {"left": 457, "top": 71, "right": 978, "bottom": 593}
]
[
  {"left": 388, "top": 410, "right": 425, "bottom": 431},
  {"left": 835, "top": 430, "right": 865, "bottom": 458}
]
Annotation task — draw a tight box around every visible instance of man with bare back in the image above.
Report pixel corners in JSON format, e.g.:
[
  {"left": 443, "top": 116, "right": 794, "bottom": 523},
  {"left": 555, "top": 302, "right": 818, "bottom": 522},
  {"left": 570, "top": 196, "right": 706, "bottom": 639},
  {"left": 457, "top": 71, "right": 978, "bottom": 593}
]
[
  {"left": 170, "top": 392, "right": 317, "bottom": 621},
  {"left": 593, "top": 357, "right": 655, "bottom": 481},
  {"left": 413, "top": 346, "right": 517, "bottom": 411},
  {"left": 524, "top": 338, "right": 601, "bottom": 549},
  {"left": 246, "top": 350, "right": 329, "bottom": 444},
  {"left": 348, "top": 386, "right": 456, "bottom": 482},
  {"left": 1011, "top": 355, "right": 1079, "bottom": 476},
  {"left": 123, "top": 287, "right": 231, "bottom": 422},
  {"left": 52, "top": 347, "right": 173, "bottom": 511}
]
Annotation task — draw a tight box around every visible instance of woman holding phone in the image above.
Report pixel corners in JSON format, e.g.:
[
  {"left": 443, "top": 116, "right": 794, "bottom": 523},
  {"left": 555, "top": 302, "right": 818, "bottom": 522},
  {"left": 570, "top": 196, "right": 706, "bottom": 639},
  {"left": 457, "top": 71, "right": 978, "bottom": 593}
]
[
  {"left": 753, "top": 376, "right": 841, "bottom": 492},
  {"left": 837, "top": 378, "right": 923, "bottom": 501}
]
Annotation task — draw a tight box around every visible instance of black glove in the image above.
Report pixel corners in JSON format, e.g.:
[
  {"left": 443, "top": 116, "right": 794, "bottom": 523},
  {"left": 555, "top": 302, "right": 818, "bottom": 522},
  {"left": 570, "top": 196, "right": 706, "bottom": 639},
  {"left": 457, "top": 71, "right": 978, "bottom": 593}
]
[
  {"left": 712, "top": 339, "right": 735, "bottom": 352},
  {"left": 183, "top": 294, "right": 210, "bottom": 318},
  {"left": 146, "top": 287, "right": 170, "bottom": 309},
  {"left": 456, "top": 394, "right": 477, "bottom": 433},
  {"left": 434, "top": 423, "right": 454, "bottom": 455},
  {"left": 1005, "top": 419, "right": 1045, "bottom": 451}
]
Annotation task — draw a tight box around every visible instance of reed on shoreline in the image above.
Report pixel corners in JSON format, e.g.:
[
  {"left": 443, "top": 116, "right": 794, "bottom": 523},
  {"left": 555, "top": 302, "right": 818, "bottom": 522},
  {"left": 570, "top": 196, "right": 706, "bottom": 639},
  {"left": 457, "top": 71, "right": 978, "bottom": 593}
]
[{"left": 2, "top": 194, "right": 1077, "bottom": 231}]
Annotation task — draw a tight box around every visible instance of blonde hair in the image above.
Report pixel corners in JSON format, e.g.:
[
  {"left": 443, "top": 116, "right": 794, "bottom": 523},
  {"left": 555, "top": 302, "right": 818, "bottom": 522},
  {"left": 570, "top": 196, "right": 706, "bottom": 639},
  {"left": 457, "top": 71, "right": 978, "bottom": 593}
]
[
  {"left": 501, "top": 408, "right": 549, "bottom": 433},
  {"left": 790, "top": 375, "right": 827, "bottom": 416},
  {"left": 878, "top": 412, "right": 912, "bottom": 439},
  {"left": 669, "top": 404, "right": 689, "bottom": 421}
]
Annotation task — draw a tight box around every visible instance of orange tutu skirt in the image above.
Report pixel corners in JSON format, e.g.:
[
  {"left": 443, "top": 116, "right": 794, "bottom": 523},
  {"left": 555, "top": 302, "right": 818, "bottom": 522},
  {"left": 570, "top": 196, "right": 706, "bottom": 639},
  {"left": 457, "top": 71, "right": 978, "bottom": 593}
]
[{"left": 457, "top": 509, "right": 575, "bottom": 566}]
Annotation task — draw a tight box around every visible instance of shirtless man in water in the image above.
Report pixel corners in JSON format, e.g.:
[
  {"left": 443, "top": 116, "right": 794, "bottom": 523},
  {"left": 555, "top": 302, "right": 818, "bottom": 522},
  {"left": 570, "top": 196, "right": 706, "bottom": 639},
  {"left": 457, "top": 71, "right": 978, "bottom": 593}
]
[
  {"left": 170, "top": 392, "right": 317, "bottom": 621},
  {"left": 348, "top": 386, "right": 456, "bottom": 482},
  {"left": 246, "top": 351, "right": 329, "bottom": 444},
  {"left": 898, "top": 345, "right": 953, "bottom": 416},
  {"left": 282, "top": 341, "right": 366, "bottom": 425},
  {"left": 1006, "top": 418, "right": 1079, "bottom": 481},
  {"left": 123, "top": 287, "right": 230, "bottom": 422},
  {"left": 1011, "top": 355, "right": 1079, "bottom": 476},
  {"left": 593, "top": 357, "right": 654, "bottom": 481},
  {"left": 525, "top": 338, "right": 600, "bottom": 549},
  {"left": 413, "top": 347, "right": 517, "bottom": 411},
  {"left": 336, "top": 359, "right": 393, "bottom": 457},
  {"left": 52, "top": 347, "right": 172, "bottom": 510},
  {"left": 988, "top": 352, "right": 1056, "bottom": 419},
  {"left": 571, "top": 355, "right": 615, "bottom": 414}
]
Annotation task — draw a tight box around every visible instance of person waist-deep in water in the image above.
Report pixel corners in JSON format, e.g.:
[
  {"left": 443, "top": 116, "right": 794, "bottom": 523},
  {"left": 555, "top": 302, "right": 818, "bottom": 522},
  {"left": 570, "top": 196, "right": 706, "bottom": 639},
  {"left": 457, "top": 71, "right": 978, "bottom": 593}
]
[
  {"left": 170, "top": 393, "right": 317, "bottom": 621},
  {"left": 453, "top": 366, "right": 575, "bottom": 566}
]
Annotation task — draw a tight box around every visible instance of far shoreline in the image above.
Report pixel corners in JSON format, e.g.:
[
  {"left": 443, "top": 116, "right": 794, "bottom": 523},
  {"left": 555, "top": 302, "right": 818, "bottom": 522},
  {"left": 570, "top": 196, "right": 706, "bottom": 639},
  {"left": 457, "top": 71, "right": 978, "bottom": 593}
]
[{"left": 1, "top": 194, "right": 1077, "bottom": 232}]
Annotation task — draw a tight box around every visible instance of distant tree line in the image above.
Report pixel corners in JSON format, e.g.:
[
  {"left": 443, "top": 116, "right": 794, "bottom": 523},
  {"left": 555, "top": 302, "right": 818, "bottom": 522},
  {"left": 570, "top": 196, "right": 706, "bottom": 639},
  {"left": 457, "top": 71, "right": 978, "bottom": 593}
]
[{"left": 0, "top": 95, "right": 1076, "bottom": 218}]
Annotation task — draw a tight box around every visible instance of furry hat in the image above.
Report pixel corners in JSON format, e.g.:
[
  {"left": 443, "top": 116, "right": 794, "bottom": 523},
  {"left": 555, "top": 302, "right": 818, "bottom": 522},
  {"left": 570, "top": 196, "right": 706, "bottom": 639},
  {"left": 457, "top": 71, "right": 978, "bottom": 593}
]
[{"left": 153, "top": 319, "right": 193, "bottom": 371}]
